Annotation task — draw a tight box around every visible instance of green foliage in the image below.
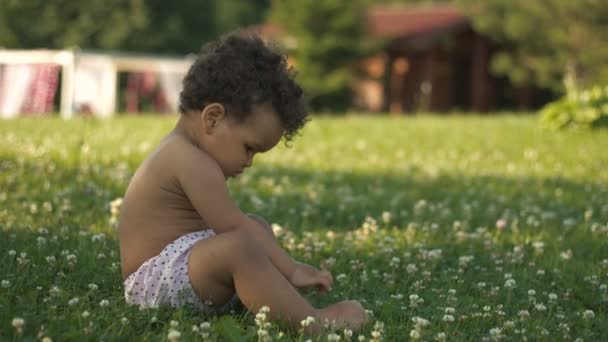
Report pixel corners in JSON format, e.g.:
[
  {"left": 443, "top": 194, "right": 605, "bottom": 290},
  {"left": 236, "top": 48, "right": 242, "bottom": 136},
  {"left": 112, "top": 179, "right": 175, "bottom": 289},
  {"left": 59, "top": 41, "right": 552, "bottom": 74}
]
[
  {"left": 540, "top": 85, "right": 608, "bottom": 130},
  {"left": 126, "top": 1, "right": 270, "bottom": 54},
  {"left": 457, "top": 0, "right": 608, "bottom": 93},
  {"left": 0, "top": 0, "right": 148, "bottom": 50},
  {"left": 269, "top": 0, "right": 377, "bottom": 112},
  {"left": 1, "top": 115, "right": 608, "bottom": 340},
  {"left": 0, "top": 0, "right": 271, "bottom": 54}
]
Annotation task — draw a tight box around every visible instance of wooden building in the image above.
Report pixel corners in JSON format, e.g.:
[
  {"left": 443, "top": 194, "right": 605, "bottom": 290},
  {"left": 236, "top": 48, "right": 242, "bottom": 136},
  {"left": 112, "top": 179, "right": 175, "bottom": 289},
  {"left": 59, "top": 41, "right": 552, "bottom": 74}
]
[{"left": 355, "top": 5, "right": 553, "bottom": 113}]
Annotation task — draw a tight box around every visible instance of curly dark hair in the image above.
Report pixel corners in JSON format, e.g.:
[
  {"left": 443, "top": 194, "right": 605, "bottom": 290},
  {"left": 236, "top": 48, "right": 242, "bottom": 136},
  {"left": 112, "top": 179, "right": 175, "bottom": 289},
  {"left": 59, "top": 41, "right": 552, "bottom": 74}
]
[{"left": 179, "top": 31, "right": 308, "bottom": 142}]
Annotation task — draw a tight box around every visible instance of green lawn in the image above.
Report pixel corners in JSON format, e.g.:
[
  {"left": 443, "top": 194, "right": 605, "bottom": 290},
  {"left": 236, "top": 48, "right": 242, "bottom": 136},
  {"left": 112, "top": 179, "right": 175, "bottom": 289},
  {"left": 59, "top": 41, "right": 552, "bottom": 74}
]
[{"left": 1, "top": 114, "right": 607, "bottom": 341}]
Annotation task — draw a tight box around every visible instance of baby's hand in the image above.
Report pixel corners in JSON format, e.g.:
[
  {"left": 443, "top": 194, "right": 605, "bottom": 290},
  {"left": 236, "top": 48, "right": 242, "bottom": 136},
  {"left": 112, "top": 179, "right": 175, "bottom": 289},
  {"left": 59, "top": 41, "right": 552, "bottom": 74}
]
[{"left": 290, "top": 262, "right": 333, "bottom": 293}]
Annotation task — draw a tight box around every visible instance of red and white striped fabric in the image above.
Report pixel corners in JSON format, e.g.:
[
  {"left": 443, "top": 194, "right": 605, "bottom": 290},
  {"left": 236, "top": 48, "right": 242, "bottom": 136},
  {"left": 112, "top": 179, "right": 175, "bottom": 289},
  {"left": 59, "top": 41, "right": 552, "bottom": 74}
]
[{"left": 22, "top": 64, "right": 60, "bottom": 114}]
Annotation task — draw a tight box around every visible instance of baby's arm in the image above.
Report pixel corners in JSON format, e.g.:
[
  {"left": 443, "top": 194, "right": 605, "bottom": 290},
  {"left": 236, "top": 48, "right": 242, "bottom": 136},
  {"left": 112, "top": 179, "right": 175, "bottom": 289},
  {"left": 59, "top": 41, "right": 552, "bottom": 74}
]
[{"left": 172, "top": 143, "right": 298, "bottom": 282}]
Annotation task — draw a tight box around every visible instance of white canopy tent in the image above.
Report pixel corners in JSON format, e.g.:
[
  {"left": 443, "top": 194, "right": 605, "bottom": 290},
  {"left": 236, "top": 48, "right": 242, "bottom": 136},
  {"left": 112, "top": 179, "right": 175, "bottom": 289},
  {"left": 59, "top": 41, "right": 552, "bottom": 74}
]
[{"left": 0, "top": 49, "right": 194, "bottom": 119}]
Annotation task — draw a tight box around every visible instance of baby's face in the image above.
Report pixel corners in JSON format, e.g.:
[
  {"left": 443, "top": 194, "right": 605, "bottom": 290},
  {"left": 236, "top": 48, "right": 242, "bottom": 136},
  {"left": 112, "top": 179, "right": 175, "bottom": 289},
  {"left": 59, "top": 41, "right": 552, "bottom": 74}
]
[{"left": 207, "top": 105, "right": 284, "bottom": 178}]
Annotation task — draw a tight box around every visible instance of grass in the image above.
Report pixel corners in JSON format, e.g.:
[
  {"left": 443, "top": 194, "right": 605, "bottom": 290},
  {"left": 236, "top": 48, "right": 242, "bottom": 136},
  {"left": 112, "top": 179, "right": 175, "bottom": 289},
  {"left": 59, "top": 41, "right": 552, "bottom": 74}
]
[{"left": 1, "top": 113, "right": 607, "bottom": 341}]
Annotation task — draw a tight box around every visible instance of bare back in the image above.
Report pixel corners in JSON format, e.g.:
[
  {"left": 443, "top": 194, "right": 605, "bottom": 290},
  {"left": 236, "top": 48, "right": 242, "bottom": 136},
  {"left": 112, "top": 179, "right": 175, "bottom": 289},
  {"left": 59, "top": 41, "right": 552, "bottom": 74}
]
[{"left": 118, "top": 132, "right": 211, "bottom": 279}]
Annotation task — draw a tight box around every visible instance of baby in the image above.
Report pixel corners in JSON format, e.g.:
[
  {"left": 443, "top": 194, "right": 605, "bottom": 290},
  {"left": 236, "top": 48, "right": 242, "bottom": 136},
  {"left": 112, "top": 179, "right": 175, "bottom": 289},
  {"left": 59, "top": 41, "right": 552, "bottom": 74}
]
[{"left": 118, "top": 32, "right": 366, "bottom": 334}]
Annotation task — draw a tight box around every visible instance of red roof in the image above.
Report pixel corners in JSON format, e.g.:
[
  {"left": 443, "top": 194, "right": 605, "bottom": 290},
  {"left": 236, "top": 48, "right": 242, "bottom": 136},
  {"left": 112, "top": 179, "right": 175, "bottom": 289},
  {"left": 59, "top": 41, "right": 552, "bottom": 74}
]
[{"left": 366, "top": 5, "right": 469, "bottom": 38}]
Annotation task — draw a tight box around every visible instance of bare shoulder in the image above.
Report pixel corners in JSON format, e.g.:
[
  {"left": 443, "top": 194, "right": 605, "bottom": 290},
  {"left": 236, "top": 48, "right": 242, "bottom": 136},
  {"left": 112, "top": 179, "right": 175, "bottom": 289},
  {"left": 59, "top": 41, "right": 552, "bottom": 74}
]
[{"left": 156, "top": 132, "right": 221, "bottom": 178}]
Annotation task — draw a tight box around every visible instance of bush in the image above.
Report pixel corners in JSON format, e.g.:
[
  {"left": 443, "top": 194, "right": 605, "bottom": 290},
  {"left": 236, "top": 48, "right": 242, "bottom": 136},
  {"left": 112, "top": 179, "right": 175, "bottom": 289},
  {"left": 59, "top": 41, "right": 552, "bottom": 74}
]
[{"left": 540, "top": 85, "right": 608, "bottom": 130}]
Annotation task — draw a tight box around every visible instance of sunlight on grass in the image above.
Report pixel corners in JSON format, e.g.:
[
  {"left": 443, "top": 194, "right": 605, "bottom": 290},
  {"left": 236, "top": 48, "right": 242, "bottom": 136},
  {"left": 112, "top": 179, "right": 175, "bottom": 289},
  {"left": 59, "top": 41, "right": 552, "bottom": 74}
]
[{"left": 1, "top": 114, "right": 607, "bottom": 340}]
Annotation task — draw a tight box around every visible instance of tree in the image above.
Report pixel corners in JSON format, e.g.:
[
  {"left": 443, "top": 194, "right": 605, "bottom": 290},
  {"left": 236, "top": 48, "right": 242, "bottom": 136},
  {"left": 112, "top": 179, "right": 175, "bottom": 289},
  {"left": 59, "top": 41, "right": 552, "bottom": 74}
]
[
  {"left": 0, "top": 1, "right": 272, "bottom": 55},
  {"left": 457, "top": 0, "right": 608, "bottom": 94},
  {"left": 0, "top": 0, "right": 148, "bottom": 50},
  {"left": 269, "top": 0, "right": 377, "bottom": 111},
  {"left": 127, "top": 1, "right": 271, "bottom": 54}
]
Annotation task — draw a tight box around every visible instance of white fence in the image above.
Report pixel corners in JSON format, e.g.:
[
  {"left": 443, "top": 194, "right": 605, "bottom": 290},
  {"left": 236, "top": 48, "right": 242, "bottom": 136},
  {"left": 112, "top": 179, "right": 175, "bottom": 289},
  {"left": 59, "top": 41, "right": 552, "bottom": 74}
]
[{"left": 0, "top": 49, "right": 194, "bottom": 119}]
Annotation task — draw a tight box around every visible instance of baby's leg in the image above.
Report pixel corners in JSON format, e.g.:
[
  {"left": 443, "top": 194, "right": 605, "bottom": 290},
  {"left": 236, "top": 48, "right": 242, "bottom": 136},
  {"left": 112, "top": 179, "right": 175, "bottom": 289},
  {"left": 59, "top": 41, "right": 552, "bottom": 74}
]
[
  {"left": 188, "top": 229, "right": 315, "bottom": 327},
  {"left": 188, "top": 229, "right": 366, "bottom": 334},
  {"left": 246, "top": 213, "right": 275, "bottom": 238}
]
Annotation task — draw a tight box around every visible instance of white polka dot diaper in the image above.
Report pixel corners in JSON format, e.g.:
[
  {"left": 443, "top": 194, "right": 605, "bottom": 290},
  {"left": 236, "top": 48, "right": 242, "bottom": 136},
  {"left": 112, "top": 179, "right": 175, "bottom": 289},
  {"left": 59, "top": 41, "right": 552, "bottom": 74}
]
[{"left": 124, "top": 229, "right": 239, "bottom": 314}]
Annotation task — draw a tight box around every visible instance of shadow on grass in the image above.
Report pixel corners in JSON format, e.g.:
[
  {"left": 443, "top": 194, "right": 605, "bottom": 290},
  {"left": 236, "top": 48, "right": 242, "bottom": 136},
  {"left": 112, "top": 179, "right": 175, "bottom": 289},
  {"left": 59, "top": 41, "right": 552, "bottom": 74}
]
[
  {"left": 2, "top": 157, "right": 607, "bottom": 338},
  {"left": 1, "top": 156, "right": 606, "bottom": 233}
]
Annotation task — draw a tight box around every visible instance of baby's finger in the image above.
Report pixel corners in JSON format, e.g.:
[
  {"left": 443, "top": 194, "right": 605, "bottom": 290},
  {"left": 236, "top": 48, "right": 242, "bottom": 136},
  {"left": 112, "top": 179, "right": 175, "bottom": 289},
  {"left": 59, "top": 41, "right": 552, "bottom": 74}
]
[
  {"left": 321, "top": 270, "right": 333, "bottom": 287},
  {"left": 318, "top": 274, "right": 332, "bottom": 292}
]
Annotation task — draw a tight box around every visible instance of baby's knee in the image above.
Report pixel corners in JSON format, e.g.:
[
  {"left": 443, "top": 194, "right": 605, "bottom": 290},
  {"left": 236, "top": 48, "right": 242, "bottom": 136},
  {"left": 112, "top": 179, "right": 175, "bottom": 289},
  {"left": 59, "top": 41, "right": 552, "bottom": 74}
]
[{"left": 229, "top": 228, "right": 266, "bottom": 260}]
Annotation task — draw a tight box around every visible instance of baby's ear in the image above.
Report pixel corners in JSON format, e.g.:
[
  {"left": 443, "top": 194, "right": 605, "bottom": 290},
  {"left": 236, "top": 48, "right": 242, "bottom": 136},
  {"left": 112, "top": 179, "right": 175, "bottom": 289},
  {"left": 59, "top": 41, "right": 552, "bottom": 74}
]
[{"left": 201, "top": 103, "right": 226, "bottom": 133}]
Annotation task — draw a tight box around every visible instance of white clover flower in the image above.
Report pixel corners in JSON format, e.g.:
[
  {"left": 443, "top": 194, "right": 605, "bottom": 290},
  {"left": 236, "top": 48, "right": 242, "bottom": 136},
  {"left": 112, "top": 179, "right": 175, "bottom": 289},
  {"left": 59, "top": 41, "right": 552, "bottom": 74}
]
[
  {"left": 1, "top": 280, "right": 10, "bottom": 288},
  {"left": 344, "top": 328, "right": 353, "bottom": 338},
  {"left": 504, "top": 279, "right": 517, "bottom": 289},
  {"left": 167, "top": 329, "right": 181, "bottom": 341},
  {"left": 327, "top": 333, "right": 341, "bottom": 341},
  {"left": 110, "top": 197, "right": 123, "bottom": 216},
  {"left": 68, "top": 297, "right": 79, "bottom": 306},
  {"left": 409, "top": 329, "right": 421, "bottom": 340},
  {"left": 560, "top": 250, "right": 573, "bottom": 260},
  {"left": 301, "top": 316, "right": 316, "bottom": 327},
  {"left": 435, "top": 332, "right": 447, "bottom": 341},
  {"left": 519, "top": 310, "right": 530, "bottom": 320},
  {"left": 489, "top": 327, "right": 503, "bottom": 340},
  {"left": 49, "top": 286, "right": 61, "bottom": 296},
  {"left": 528, "top": 289, "right": 536, "bottom": 296},
  {"left": 99, "top": 299, "right": 109, "bottom": 307},
  {"left": 548, "top": 293, "right": 558, "bottom": 301},
  {"left": 374, "top": 321, "right": 385, "bottom": 332},
  {"left": 537, "top": 269, "right": 545, "bottom": 276},
  {"left": 409, "top": 294, "right": 424, "bottom": 308},
  {"left": 82, "top": 311, "right": 90, "bottom": 318},
  {"left": 121, "top": 317, "right": 129, "bottom": 325},
  {"left": 382, "top": 211, "right": 392, "bottom": 223},
  {"left": 442, "top": 315, "right": 455, "bottom": 322},
  {"left": 66, "top": 254, "right": 77, "bottom": 264},
  {"left": 445, "top": 307, "right": 455, "bottom": 314},
  {"left": 150, "top": 316, "right": 158, "bottom": 323},
  {"left": 535, "top": 303, "right": 547, "bottom": 311},
  {"left": 390, "top": 293, "right": 404, "bottom": 300},
  {"left": 200, "top": 321, "right": 211, "bottom": 330},
  {"left": 411, "top": 316, "right": 429, "bottom": 327},
  {"left": 336, "top": 273, "right": 348, "bottom": 283},
  {"left": 503, "top": 321, "right": 515, "bottom": 329},
  {"left": 583, "top": 310, "right": 595, "bottom": 320},
  {"left": 257, "top": 328, "right": 269, "bottom": 340},
  {"left": 496, "top": 219, "right": 507, "bottom": 230},
  {"left": 12, "top": 317, "right": 25, "bottom": 329},
  {"left": 170, "top": 320, "right": 179, "bottom": 328},
  {"left": 8, "top": 250, "right": 16, "bottom": 256},
  {"left": 88, "top": 283, "right": 98, "bottom": 291},
  {"left": 37, "top": 236, "right": 47, "bottom": 246},
  {"left": 324, "top": 257, "right": 336, "bottom": 268},
  {"left": 584, "top": 209, "right": 593, "bottom": 221}
]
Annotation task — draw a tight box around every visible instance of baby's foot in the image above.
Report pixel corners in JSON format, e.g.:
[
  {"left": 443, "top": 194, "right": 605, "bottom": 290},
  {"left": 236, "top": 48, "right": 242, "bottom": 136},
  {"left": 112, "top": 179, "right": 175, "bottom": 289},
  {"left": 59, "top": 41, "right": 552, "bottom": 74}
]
[{"left": 315, "top": 300, "right": 368, "bottom": 331}]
